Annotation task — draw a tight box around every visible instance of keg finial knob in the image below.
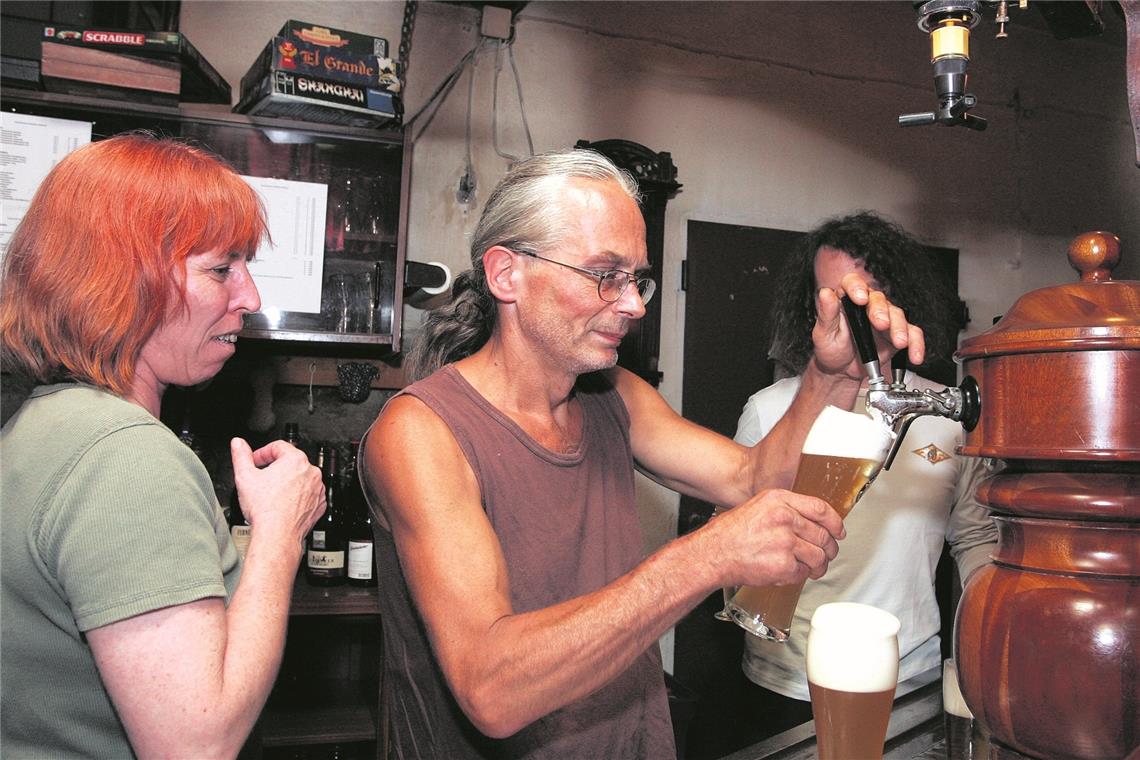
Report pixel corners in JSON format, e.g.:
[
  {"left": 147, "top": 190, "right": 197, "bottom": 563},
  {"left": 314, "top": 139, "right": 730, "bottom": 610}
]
[{"left": 1068, "top": 231, "right": 1121, "bottom": 283}]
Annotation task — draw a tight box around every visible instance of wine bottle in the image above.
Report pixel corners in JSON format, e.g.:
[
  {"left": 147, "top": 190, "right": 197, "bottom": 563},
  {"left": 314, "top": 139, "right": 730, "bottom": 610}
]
[
  {"left": 284, "top": 422, "right": 312, "bottom": 556},
  {"left": 227, "top": 486, "right": 252, "bottom": 560},
  {"left": 176, "top": 407, "right": 214, "bottom": 472},
  {"left": 345, "top": 441, "right": 377, "bottom": 587},
  {"left": 284, "top": 422, "right": 301, "bottom": 445},
  {"left": 283, "top": 421, "right": 313, "bottom": 464},
  {"left": 306, "top": 446, "right": 346, "bottom": 585}
]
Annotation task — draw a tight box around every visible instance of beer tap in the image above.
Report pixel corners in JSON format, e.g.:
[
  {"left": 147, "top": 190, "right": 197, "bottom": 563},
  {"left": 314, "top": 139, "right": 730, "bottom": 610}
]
[
  {"left": 898, "top": 0, "right": 993, "bottom": 131},
  {"left": 840, "top": 297, "right": 981, "bottom": 469}
]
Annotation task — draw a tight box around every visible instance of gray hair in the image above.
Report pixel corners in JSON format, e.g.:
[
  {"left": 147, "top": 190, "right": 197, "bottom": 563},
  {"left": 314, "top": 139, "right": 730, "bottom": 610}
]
[{"left": 406, "top": 149, "right": 639, "bottom": 380}]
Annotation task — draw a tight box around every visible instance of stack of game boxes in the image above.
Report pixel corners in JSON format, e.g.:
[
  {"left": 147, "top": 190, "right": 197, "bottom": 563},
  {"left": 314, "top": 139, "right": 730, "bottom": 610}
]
[
  {"left": 39, "top": 26, "right": 231, "bottom": 107},
  {"left": 234, "top": 20, "right": 401, "bottom": 128}
]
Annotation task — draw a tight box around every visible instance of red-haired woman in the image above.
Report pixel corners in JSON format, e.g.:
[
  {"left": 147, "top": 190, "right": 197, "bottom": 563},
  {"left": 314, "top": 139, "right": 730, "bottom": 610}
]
[{"left": 0, "top": 133, "right": 326, "bottom": 758}]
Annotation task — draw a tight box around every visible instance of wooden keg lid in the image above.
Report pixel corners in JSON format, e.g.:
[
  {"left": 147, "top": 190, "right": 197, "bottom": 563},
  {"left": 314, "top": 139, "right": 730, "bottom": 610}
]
[{"left": 957, "top": 232, "right": 1140, "bottom": 360}]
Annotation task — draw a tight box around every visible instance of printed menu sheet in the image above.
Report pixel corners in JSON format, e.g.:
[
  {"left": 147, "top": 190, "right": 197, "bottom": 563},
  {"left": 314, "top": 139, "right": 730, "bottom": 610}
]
[
  {"left": 0, "top": 110, "right": 327, "bottom": 316},
  {"left": 242, "top": 176, "right": 328, "bottom": 316},
  {"left": 0, "top": 112, "right": 92, "bottom": 257}
]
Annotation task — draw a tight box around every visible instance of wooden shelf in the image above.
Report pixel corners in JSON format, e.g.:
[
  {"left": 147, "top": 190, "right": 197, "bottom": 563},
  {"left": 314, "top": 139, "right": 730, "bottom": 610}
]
[
  {"left": 270, "top": 355, "right": 408, "bottom": 391},
  {"left": 239, "top": 327, "right": 396, "bottom": 346},
  {"left": 3, "top": 87, "right": 411, "bottom": 353},
  {"left": 259, "top": 612, "right": 383, "bottom": 752},
  {"left": 261, "top": 701, "right": 377, "bottom": 748},
  {"left": 290, "top": 579, "right": 381, "bottom": 616},
  {"left": 1, "top": 88, "right": 402, "bottom": 145}
]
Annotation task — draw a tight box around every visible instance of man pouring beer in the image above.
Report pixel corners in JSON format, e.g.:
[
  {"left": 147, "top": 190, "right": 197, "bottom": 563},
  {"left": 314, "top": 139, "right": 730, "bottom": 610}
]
[{"left": 358, "top": 151, "right": 927, "bottom": 758}]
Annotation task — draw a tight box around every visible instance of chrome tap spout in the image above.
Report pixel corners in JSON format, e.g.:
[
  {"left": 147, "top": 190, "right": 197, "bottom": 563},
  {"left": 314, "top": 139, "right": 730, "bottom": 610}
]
[{"left": 840, "top": 296, "right": 981, "bottom": 470}]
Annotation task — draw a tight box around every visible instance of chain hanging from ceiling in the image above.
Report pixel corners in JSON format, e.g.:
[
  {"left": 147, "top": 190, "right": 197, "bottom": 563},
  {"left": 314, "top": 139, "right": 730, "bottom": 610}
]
[{"left": 398, "top": 0, "right": 418, "bottom": 104}]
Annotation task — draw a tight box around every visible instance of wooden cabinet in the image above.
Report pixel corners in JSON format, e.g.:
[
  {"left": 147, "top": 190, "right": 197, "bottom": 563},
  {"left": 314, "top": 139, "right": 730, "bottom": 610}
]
[
  {"left": 251, "top": 581, "right": 384, "bottom": 760},
  {"left": 574, "top": 139, "right": 680, "bottom": 387}
]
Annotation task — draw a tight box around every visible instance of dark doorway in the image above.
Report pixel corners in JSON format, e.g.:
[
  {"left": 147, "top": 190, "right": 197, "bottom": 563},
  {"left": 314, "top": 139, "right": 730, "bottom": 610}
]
[
  {"left": 672, "top": 219, "right": 962, "bottom": 759},
  {"left": 674, "top": 221, "right": 803, "bottom": 760}
]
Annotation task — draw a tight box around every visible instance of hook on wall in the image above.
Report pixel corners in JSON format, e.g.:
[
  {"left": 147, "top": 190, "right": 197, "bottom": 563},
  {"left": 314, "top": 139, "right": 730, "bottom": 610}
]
[{"left": 308, "top": 362, "right": 317, "bottom": 414}]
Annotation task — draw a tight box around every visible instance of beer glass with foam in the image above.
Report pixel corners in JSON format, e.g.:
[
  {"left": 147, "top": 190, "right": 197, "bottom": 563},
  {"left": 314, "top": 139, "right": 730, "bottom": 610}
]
[
  {"left": 723, "top": 405, "right": 893, "bottom": 640},
  {"left": 807, "top": 602, "right": 900, "bottom": 760}
]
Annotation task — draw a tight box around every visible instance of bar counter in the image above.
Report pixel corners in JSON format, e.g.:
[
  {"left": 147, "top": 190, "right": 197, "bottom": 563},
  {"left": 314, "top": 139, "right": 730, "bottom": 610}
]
[{"left": 719, "top": 679, "right": 974, "bottom": 760}]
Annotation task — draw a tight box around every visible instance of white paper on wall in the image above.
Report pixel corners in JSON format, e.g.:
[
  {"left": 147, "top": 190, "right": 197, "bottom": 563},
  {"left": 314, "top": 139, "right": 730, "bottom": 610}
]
[
  {"left": 0, "top": 112, "right": 92, "bottom": 257},
  {"left": 241, "top": 175, "right": 328, "bottom": 315},
  {"left": 0, "top": 114, "right": 328, "bottom": 317}
]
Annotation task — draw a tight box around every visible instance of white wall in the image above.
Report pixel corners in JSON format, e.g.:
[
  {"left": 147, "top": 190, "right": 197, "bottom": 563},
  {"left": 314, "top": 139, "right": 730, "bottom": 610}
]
[{"left": 181, "top": 0, "right": 1140, "bottom": 670}]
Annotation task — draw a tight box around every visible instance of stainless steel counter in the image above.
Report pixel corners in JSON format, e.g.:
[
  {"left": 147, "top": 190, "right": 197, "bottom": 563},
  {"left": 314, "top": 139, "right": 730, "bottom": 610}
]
[{"left": 718, "top": 680, "right": 955, "bottom": 760}]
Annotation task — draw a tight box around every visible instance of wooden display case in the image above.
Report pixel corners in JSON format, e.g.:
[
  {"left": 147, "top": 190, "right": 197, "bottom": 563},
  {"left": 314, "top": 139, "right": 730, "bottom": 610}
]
[
  {"left": 1, "top": 88, "right": 411, "bottom": 353},
  {"left": 251, "top": 581, "right": 384, "bottom": 759}
]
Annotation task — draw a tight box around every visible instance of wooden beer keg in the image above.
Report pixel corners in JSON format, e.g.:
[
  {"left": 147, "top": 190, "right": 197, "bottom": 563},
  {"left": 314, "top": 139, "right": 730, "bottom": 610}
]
[{"left": 954, "top": 231, "right": 1140, "bottom": 760}]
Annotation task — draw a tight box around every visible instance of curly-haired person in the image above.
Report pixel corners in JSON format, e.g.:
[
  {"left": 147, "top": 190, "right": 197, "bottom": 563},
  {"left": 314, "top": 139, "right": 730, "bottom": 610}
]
[{"left": 733, "top": 211, "right": 998, "bottom": 743}]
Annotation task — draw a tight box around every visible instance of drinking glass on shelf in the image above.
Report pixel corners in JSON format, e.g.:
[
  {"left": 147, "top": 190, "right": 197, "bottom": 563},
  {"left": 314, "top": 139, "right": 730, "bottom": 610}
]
[
  {"left": 721, "top": 405, "right": 892, "bottom": 641},
  {"left": 322, "top": 274, "right": 353, "bottom": 332},
  {"left": 353, "top": 269, "right": 376, "bottom": 334},
  {"left": 807, "top": 602, "right": 900, "bottom": 760}
]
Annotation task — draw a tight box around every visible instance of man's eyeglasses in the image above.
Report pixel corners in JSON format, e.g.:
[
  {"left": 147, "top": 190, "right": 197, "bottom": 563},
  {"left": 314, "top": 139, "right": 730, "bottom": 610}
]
[{"left": 512, "top": 250, "right": 656, "bottom": 305}]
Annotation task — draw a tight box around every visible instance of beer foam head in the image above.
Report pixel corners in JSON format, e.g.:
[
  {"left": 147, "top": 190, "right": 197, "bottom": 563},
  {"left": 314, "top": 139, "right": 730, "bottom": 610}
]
[
  {"left": 802, "top": 405, "right": 893, "bottom": 463},
  {"left": 806, "top": 603, "right": 900, "bottom": 693}
]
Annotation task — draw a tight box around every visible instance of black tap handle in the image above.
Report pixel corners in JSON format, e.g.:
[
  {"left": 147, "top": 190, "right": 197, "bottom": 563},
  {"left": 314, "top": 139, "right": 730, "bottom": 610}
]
[
  {"left": 841, "top": 296, "right": 879, "bottom": 367},
  {"left": 891, "top": 349, "right": 908, "bottom": 376},
  {"left": 967, "top": 115, "right": 987, "bottom": 131}
]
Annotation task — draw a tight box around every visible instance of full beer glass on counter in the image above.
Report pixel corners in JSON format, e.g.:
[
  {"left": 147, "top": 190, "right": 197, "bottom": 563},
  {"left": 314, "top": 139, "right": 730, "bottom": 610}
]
[
  {"left": 723, "top": 405, "right": 893, "bottom": 640},
  {"left": 807, "top": 602, "right": 900, "bottom": 760}
]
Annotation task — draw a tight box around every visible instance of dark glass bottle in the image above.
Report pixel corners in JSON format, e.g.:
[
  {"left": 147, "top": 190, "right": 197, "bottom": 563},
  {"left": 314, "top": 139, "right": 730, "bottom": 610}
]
[
  {"left": 177, "top": 418, "right": 200, "bottom": 453},
  {"left": 177, "top": 408, "right": 215, "bottom": 473},
  {"left": 344, "top": 441, "right": 377, "bottom": 587},
  {"left": 284, "top": 422, "right": 313, "bottom": 557},
  {"left": 283, "top": 422, "right": 313, "bottom": 464},
  {"left": 284, "top": 422, "right": 300, "bottom": 444},
  {"left": 227, "top": 485, "right": 252, "bottom": 560},
  {"left": 306, "top": 446, "right": 346, "bottom": 585}
]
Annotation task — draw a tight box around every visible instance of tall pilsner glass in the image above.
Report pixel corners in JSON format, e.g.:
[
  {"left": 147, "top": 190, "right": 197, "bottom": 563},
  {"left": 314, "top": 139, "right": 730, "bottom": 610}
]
[
  {"left": 807, "top": 602, "right": 900, "bottom": 760},
  {"left": 723, "top": 405, "right": 892, "bottom": 641}
]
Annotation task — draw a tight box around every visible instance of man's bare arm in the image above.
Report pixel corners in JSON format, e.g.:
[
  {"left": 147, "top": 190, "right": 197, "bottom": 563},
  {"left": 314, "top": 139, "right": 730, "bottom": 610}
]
[{"left": 364, "top": 395, "right": 843, "bottom": 738}]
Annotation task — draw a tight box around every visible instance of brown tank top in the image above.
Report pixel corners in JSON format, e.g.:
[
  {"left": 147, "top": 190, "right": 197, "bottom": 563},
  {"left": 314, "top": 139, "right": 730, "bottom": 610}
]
[{"left": 362, "top": 365, "right": 675, "bottom": 759}]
